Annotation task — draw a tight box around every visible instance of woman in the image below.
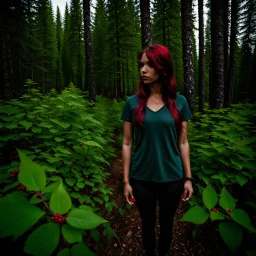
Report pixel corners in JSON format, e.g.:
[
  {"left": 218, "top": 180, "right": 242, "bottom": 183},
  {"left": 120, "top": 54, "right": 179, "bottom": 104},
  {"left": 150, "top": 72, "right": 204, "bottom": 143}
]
[{"left": 121, "top": 45, "right": 193, "bottom": 256}]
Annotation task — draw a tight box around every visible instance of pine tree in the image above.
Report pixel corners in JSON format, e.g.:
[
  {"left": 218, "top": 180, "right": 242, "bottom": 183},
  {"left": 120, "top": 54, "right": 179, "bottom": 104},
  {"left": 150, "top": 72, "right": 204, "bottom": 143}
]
[
  {"left": 152, "top": 0, "right": 184, "bottom": 93},
  {"left": 35, "top": 0, "right": 58, "bottom": 93},
  {"left": 225, "top": 0, "right": 238, "bottom": 106},
  {"left": 181, "top": 0, "right": 195, "bottom": 112},
  {"left": 140, "top": 0, "right": 152, "bottom": 48},
  {"left": 198, "top": 0, "right": 205, "bottom": 112},
  {"left": 62, "top": 3, "right": 73, "bottom": 87},
  {"left": 211, "top": 0, "right": 225, "bottom": 108},
  {"left": 83, "top": 0, "right": 96, "bottom": 102},
  {"left": 56, "top": 6, "right": 64, "bottom": 91},
  {"left": 69, "top": 0, "right": 85, "bottom": 89},
  {"left": 92, "top": 0, "right": 109, "bottom": 95}
]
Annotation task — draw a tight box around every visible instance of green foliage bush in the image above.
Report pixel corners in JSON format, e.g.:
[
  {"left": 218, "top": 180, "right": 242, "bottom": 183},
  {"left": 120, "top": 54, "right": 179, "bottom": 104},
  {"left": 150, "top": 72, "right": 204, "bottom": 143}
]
[
  {"left": 0, "top": 149, "right": 114, "bottom": 256},
  {"left": 180, "top": 103, "right": 256, "bottom": 254},
  {"left": 0, "top": 80, "right": 123, "bottom": 213}
]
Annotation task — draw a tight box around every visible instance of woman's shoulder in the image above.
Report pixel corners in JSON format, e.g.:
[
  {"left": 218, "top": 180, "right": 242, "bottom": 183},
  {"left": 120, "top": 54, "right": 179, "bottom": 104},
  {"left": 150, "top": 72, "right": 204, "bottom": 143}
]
[
  {"left": 126, "top": 94, "right": 138, "bottom": 104},
  {"left": 176, "top": 93, "right": 187, "bottom": 103}
]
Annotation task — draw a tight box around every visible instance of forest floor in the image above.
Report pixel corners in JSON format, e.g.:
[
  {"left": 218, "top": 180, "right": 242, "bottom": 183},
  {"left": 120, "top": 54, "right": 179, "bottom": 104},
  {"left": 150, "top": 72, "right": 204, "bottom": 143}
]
[{"left": 95, "top": 135, "right": 217, "bottom": 256}]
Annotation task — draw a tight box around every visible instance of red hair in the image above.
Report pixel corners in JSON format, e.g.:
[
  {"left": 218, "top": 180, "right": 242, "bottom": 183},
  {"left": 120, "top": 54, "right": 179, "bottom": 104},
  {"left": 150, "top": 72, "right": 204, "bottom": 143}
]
[{"left": 134, "top": 45, "right": 182, "bottom": 132}]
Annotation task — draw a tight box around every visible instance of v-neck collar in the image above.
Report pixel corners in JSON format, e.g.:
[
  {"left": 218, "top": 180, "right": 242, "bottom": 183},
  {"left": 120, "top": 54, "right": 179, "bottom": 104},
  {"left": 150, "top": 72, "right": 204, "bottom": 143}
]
[{"left": 146, "top": 105, "right": 166, "bottom": 113}]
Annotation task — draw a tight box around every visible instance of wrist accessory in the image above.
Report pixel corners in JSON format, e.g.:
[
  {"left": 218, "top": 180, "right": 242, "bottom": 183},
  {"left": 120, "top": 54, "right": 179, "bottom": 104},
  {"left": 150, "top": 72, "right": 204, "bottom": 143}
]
[{"left": 184, "top": 177, "right": 193, "bottom": 182}]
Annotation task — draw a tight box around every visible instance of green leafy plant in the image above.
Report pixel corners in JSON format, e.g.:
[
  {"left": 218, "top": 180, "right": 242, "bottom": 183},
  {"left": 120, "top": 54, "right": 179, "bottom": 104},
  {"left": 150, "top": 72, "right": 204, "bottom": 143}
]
[
  {"left": 0, "top": 149, "right": 114, "bottom": 256},
  {"left": 180, "top": 103, "right": 256, "bottom": 254},
  {"left": 0, "top": 83, "right": 123, "bottom": 215}
]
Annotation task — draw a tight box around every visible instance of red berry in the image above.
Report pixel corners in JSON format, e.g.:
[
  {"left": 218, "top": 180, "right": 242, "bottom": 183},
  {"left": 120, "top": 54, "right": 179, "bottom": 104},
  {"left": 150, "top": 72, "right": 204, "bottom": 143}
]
[
  {"left": 11, "top": 173, "right": 15, "bottom": 177},
  {"left": 227, "top": 209, "right": 232, "bottom": 215},
  {"left": 211, "top": 208, "right": 218, "bottom": 213},
  {"left": 34, "top": 116, "right": 37, "bottom": 119},
  {"left": 130, "top": 198, "right": 136, "bottom": 203},
  {"left": 36, "top": 192, "right": 41, "bottom": 198},
  {"left": 79, "top": 142, "right": 83, "bottom": 146},
  {"left": 85, "top": 176, "right": 89, "bottom": 179},
  {"left": 71, "top": 163, "right": 74, "bottom": 166},
  {"left": 240, "top": 137, "right": 244, "bottom": 140}
]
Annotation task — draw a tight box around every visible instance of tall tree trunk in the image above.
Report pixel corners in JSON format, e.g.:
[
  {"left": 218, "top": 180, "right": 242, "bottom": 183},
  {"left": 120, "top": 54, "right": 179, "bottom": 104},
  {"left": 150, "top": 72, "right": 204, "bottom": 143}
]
[
  {"left": 223, "top": 0, "right": 229, "bottom": 99},
  {"left": 162, "top": 0, "right": 166, "bottom": 45},
  {"left": 181, "top": 0, "right": 195, "bottom": 113},
  {"left": 198, "top": 0, "right": 205, "bottom": 112},
  {"left": 225, "top": 0, "right": 238, "bottom": 107},
  {"left": 83, "top": 0, "right": 96, "bottom": 102},
  {"left": 140, "top": 0, "right": 152, "bottom": 48},
  {"left": 0, "top": 0, "right": 15, "bottom": 100},
  {"left": 248, "top": 40, "right": 256, "bottom": 102},
  {"left": 211, "top": 0, "right": 225, "bottom": 108}
]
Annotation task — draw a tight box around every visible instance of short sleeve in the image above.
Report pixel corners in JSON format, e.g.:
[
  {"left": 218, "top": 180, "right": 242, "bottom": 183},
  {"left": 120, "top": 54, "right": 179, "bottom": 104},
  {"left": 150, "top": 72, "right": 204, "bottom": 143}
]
[
  {"left": 121, "top": 99, "right": 133, "bottom": 122},
  {"left": 181, "top": 97, "right": 193, "bottom": 121}
]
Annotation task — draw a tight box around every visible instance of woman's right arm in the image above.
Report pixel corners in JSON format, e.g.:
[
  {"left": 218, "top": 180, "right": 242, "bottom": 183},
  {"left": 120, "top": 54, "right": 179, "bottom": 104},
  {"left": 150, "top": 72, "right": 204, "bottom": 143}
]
[{"left": 122, "top": 121, "right": 134, "bottom": 205}]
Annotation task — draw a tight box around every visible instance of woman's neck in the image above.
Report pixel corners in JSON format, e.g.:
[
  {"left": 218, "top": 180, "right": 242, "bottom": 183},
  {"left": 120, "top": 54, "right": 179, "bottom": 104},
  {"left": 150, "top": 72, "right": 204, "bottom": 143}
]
[{"left": 149, "top": 82, "right": 162, "bottom": 96}]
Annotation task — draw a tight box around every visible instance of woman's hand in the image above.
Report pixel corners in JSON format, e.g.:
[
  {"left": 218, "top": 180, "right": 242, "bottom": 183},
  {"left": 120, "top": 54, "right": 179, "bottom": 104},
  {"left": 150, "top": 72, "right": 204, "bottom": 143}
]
[
  {"left": 124, "top": 182, "right": 135, "bottom": 205},
  {"left": 182, "top": 181, "right": 193, "bottom": 201}
]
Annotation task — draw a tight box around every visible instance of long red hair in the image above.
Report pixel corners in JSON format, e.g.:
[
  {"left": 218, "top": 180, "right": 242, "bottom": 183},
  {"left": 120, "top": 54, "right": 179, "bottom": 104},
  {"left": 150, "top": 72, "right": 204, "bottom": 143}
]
[{"left": 134, "top": 45, "right": 182, "bottom": 132}]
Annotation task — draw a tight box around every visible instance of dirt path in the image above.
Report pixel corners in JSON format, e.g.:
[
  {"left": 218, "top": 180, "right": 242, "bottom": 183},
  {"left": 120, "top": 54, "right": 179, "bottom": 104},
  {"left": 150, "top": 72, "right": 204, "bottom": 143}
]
[{"left": 96, "top": 148, "right": 207, "bottom": 256}]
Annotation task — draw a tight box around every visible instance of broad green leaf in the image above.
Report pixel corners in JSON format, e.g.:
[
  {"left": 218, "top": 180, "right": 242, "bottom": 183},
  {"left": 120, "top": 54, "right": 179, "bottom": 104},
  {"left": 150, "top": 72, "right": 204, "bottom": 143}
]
[
  {"left": 211, "top": 142, "right": 225, "bottom": 148},
  {"left": 90, "top": 229, "right": 100, "bottom": 243},
  {"left": 231, "top": 158, "right": 244, "bottom": 170},
  {"left": 24, "top": 223, "right": 60, "bottom": 256},
  {"left": 65, "top": 178, "right": 76, "bottom": 186},
  {"left": 83, "top": 140, "right": 103, "bottom": 149},
  {"left": 50, "top": 182, "right": 72, "bottom": 214},
  {"left": 210, "top": 211, "right": 225, "bottom": 221},
  {"left": 62, "top": 224, "right": 83, "bottom": 244},
  {"left": 3, "top": 180, "right": 20, "bottom": 193},
  {"left": 31, "top": 127, "right": 42, "bottom": 133},
  {"left": 0, "top": 193, "right": 45, "bottom": 239},
  {"left": 79, "top": 205, "right": 93, "bottom": 212},
  {"left": 179, "top": 206, "right": 209, "bottom": 224},
  {"left": 219, "top": 187, "right": 236, "bottom": 211},
  {"left": 19, "top": 120, "right": 33, "bottom": 130},
  {"left": 197, "top": 149, "right": 215, "bottom": 157},
  {"left": 76, "top": 182, "right": 85, "bottom": 189},
  {"left": 55, "top": 137, "right": 65, "bottom": 142},
  {"left": 57, "top": 248, "right": 71, "bottom": 256},
  {"left": 231, "top": 209, "right": 256, "bottom": 232},
  {"left": 202, "top": 176, "right": 210, "bottom": 185},
  {"left": 55, "top": 146, "right": 71, "bottom": 155},
  {"left": 70, "top": 242, "right": 96, "bottom": 256},
  {"left": 246, "top": 201, "right": 256, "bottom": 210},
  {"left": 236, "top": 175, "right": 248, "bottom": 186},
  {"left": 219, "top": 221, "right": 242, "bottom": 254},
  {"left": 203, "top": 184, "right": 218, "bottom": 210},
  {"left": 42, "top": 180, "right": 62, "bottom": 194},
  {"left": 66, "top": 208, "right": 108, "bottom": 229},
  {"left": 29, "top": 195, "right": 42, "bottom": 205},
  {"left": 17, "top": 149, "right": 46, "bottom": 191}
]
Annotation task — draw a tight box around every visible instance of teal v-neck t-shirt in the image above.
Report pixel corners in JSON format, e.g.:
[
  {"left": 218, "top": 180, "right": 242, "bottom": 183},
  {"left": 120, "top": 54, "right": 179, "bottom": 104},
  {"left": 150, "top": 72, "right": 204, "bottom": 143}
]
[{"left": 121, "top": 93, "right": 193, "bottom": 183}]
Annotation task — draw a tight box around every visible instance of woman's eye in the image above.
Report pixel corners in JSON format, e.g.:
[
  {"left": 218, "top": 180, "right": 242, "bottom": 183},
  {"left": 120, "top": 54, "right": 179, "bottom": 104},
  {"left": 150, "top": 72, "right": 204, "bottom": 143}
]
[
  {"left": 139, "top": 63, "right": 144, "bottom": 68},
  {"left": 148, "top": 63, "right": 153, "bottom": 68}
]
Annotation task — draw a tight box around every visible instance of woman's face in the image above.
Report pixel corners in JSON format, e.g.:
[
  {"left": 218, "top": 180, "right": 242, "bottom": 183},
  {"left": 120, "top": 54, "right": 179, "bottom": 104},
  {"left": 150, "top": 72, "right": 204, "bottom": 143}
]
[{"left": 140, "top": 53, "right": 160, "bottom": 84}]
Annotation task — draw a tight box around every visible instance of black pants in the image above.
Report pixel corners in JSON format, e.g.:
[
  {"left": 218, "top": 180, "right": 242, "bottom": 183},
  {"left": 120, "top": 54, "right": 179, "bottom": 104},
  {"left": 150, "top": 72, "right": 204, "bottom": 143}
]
[{"left": 130, "top": 178, "right": 184, "bottom": 256}]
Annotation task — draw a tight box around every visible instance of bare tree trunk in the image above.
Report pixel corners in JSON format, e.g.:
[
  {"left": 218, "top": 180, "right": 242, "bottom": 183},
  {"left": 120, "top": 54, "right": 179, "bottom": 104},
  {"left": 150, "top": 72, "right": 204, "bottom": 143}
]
[
  {"left": 198, "top": 0, "right": 205, "bottom": 113},
  {"left": 140, "top": 0, "right": 152, "bottom": 48},
  {"left": 83, "top": 0, "right": 96, "bottom": 102},
  {"left": 225, "top": 0, "right": 238, "bottom": 107},
  {"left": 0, "top": 0, "right": 14, "bottom": 100},
  {"left": 211, "top": 0, "right": 225, "bottom": 108},
  {"left": 223, "top": 0, "right": 229, "bottom": 99},
  {"left": 181, "top": 0, "right": 195, "bottom": 113},
  {"left": 249, "top": 40, "right": 256, "bottom": 102}
]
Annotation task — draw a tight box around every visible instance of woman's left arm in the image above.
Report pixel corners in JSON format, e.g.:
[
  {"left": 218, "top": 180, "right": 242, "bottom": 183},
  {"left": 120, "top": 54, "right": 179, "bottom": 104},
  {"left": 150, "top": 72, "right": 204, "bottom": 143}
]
[{"left": 178, "top": 121, "right": 193, "bottom": 201}]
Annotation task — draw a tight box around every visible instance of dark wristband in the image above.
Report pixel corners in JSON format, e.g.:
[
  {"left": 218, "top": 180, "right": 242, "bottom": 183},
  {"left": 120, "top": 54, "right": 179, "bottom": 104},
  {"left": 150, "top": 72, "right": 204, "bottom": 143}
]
[{"left": 184, "top": 177, "right": 193, "bottom": 182}]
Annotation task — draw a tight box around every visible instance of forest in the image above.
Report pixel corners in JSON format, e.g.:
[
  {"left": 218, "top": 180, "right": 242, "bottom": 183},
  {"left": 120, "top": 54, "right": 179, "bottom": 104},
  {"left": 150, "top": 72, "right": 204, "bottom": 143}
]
[{"left": 0, "top": 0, "right": 256, "bottom": 256}]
